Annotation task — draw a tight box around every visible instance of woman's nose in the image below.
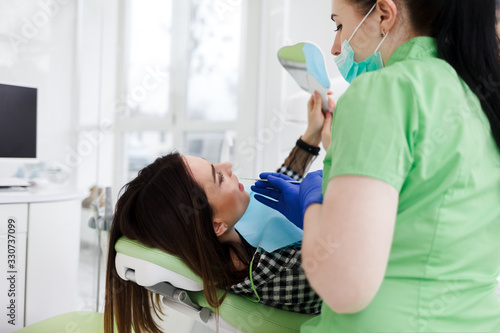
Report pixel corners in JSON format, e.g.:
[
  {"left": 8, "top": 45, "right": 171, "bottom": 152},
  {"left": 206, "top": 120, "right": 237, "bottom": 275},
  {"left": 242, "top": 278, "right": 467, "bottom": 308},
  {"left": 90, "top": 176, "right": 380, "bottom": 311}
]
[
  {"left": 331, "top": 32, "right": 342, "bottom": 56},
  {"left": 223, "top": 161, "right": 232, "bottom": 175}
]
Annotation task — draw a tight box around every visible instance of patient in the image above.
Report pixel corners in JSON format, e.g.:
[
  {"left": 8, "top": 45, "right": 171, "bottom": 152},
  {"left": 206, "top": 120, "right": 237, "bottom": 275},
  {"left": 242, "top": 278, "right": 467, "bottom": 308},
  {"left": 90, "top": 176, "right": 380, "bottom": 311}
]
[{"left": 104, "top": 92, "right": 333, "bottom": 333}]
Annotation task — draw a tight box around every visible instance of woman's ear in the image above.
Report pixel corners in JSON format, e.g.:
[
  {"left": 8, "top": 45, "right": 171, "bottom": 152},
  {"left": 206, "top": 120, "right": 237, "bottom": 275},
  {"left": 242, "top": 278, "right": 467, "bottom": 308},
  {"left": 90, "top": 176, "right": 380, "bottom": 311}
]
[
  {"left": 213, "top": 219, "right": 228, "bottom": 237},
  {"left": 377, "top": 0, "right": 398, "bottom": 34}
]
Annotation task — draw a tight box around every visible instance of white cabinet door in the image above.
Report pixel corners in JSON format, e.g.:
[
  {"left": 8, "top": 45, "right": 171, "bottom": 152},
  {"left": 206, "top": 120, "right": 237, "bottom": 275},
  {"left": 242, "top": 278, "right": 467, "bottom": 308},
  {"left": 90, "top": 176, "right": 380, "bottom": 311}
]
[
  {"left": 25, "top": 200, "right": 81, "bottom": 326},
  {"left": 0, "top": 204, "right": 27, "bottom": 332}
]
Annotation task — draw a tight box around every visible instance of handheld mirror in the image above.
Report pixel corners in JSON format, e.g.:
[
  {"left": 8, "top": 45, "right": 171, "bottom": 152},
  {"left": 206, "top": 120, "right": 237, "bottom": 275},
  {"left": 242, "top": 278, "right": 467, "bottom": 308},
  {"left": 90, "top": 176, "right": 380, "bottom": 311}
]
[{"left": 278, "top": 42, "right": 330, "bottom": 112}]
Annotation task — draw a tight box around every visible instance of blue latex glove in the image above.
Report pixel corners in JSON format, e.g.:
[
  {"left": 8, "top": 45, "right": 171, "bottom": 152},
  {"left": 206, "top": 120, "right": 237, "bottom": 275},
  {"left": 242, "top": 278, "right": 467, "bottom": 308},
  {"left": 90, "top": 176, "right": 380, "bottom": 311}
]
[
  {"left": 250, "top": 172, "right": 303, "bottom": 229},
  {"left": 299, "top": 170, "right": 324, "bottom": 217}
]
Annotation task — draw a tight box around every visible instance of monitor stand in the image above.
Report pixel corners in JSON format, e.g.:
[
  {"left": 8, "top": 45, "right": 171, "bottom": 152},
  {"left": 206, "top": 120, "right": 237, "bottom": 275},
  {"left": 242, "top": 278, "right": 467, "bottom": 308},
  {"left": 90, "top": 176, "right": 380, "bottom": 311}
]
[{"left": 0, "top": 177, "right": 31, "bottom": 188}]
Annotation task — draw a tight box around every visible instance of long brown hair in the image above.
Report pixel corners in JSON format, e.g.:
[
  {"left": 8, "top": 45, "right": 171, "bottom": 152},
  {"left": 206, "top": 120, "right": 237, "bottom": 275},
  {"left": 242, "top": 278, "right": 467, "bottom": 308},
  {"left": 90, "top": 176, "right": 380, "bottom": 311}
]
[
  {"left": 104, "top": 152, "right": 251, "bottom": 333},
  {"left": 348, "top": 0, "right": 500, "bottom": 154}
]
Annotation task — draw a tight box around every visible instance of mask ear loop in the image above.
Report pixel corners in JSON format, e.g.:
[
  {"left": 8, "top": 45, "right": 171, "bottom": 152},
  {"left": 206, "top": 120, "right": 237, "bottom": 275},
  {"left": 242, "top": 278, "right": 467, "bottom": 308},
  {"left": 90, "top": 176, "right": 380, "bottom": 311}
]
[
  {"left": 374, "top": 31, "right": 389, "bottom": 53},
  {"left": 347, "top": 3, "right": 378, "bottom": 44}
]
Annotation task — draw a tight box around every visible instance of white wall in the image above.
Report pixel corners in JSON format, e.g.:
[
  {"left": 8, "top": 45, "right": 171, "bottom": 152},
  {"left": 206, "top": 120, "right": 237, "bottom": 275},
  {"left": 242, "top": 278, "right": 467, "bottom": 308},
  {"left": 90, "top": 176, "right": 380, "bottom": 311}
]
[
  {"left": 256, "top": 0, "right": 347, "bottom": 175},
  {"left": 0, "top": 0, "right": 78, "bottom": 182},
  {"left": 73, "top": 0, "right": 118, "bottom": 193},
  {"left": 283, "top": 0, "right": 340, "bottom": 94}
]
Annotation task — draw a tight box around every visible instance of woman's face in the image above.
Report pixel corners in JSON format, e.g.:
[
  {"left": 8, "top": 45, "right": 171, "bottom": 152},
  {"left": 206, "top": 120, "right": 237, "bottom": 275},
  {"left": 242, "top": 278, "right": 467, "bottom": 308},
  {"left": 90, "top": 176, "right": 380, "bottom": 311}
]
[
  {"left": 331, "top": 0, "right": 384, "bottom": 62},
  {"left": 183, "top": 155, "right": 250, "bottom": 229}
]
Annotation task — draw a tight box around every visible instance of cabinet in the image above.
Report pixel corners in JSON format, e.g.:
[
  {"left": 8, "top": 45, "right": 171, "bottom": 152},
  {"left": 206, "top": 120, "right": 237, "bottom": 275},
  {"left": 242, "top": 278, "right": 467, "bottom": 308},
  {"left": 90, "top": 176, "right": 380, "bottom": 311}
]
[
  {"left": 0, "top": 204, "right": 27, "bottom": 332},
  {"left": 0, "top": 190, "right": 81, "bottom": 332}
]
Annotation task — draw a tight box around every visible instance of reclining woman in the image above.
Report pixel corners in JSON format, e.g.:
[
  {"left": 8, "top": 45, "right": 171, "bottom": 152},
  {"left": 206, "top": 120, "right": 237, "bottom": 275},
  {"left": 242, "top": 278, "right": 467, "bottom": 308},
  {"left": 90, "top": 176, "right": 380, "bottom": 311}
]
[{"left": 103, "top": 91, "right": 334, "bottom": 333}]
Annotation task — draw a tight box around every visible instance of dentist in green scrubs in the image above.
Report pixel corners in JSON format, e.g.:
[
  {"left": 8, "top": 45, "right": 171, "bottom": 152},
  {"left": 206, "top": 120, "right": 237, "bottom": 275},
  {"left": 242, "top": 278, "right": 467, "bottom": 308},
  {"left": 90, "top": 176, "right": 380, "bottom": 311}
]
[{"left": 253, "top": 0, "right": 500, "bottom": 331}]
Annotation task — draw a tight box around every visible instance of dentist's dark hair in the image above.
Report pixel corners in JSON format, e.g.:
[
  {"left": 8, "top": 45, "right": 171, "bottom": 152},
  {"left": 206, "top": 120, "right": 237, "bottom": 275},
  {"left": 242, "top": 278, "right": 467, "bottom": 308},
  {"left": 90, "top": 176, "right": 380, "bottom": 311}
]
[
  {"left": 350, "top": 0, "right": 500, "bottom": 154},
  {"left": 103, "top": 152, "right": 250, "bottom": 333}
]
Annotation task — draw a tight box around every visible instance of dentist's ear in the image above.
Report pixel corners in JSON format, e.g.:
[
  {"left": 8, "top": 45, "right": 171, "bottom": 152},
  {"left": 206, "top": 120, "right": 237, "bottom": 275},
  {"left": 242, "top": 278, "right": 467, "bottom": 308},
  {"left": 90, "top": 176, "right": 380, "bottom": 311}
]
[
  {"left": 376, "top": 0, "right": 398, "bottom": 33},
  {"left": 213, "top": 220, "right": 228, "bottom": 237}
]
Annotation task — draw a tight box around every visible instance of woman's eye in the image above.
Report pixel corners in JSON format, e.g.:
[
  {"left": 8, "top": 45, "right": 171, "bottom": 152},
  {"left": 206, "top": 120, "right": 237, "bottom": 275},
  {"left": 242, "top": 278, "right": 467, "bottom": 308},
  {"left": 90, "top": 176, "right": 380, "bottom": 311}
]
[
  {"left": 334, "top": 24, "right": 342, "bottom": 32},
  {"left": 218, "top": 171, "right": 224, "bottom": 184}
]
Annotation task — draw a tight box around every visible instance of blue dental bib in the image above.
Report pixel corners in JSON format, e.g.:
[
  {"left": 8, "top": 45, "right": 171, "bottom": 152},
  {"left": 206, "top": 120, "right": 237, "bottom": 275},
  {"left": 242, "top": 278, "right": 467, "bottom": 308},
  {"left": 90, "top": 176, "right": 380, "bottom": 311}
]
[{"left": 234, "top": 187, "right": 303, "bottom": 252}]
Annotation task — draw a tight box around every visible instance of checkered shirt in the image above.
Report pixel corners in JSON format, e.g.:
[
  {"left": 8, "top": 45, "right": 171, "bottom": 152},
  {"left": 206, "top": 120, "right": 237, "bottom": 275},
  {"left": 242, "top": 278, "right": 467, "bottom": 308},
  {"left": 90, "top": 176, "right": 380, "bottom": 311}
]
[
  {"left": 229, "top": 243, "right": 322, "bottom": 314},
  {"left": 276, "top": 164, "right": 302, "bottom": 181}
]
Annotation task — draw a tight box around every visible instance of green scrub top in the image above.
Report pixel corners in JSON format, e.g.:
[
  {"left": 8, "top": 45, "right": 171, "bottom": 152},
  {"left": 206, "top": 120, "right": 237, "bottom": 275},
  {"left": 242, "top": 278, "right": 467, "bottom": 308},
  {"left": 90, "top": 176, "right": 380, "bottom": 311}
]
[{"left": 301, "top": 37, "right": 500, "bottom": 332}]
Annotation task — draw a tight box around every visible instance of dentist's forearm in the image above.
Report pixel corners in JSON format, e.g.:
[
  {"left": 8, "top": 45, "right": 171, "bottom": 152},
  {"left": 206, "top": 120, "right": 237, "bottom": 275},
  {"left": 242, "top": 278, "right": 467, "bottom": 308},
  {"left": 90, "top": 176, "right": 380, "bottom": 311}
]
[
  {"left": 302, "top": 176, "right": 397, "bottom": 314},
  {"left": 302, "top": 203, "right": 327, "bottom": 283},
  {"left": 302, "top": 203, "right": 372, "bottom": 314}
]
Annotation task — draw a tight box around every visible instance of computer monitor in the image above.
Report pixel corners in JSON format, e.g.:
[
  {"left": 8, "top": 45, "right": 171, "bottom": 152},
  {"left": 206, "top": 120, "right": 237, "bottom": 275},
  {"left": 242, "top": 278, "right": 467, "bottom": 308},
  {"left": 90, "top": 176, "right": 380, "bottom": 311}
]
[{"left": 0, "top": 83, "right": 37, "bottom": 160}]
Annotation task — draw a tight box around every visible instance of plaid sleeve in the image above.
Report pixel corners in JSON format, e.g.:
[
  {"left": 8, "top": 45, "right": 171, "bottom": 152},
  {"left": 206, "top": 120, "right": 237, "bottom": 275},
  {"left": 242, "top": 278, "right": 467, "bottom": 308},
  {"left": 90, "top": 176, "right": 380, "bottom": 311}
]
[
  {"left": 276, "top": 164, "right": 303, "bottom": 181},
  {"left": 277, "top": 142, "right": 319, "bottom": 181}
]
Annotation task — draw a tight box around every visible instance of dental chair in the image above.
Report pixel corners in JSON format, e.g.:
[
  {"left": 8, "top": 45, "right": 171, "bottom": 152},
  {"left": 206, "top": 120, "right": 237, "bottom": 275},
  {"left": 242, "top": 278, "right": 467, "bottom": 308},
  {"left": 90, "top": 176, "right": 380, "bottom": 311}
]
[
  {"left": 18, "top": 237, "right": 315, "bottom": 333},
  {"left": 17, "top": 186, "right": 316, "bottom": 333},
  {"left": 115, "top": 236, "right": 316, "bottom": 333}
]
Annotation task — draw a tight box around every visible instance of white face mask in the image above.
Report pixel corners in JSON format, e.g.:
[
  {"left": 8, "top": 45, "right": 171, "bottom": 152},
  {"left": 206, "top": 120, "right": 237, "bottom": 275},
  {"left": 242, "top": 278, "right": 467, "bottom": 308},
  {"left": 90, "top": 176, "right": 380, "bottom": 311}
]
[{"left": 334, "top": 3, "right": 389, "bottom": 83}]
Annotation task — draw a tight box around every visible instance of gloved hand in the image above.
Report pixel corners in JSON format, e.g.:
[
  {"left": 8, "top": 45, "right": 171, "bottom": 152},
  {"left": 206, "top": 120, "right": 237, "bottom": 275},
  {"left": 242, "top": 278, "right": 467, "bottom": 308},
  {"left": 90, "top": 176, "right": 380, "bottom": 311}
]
[
  {"left": 299, "top": 170, "right": 324, "bottom": 217},
  {"left": 250, "top": 172, "right": 303, "bottom": 229}
]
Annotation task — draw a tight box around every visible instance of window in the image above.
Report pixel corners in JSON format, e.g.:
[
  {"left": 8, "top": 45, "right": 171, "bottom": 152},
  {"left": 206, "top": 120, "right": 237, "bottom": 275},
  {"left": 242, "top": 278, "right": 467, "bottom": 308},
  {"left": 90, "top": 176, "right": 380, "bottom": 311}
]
[
  {"left": 123, "top": 0, "right": 172, "bottom": 118},
  {"left": 114, "top": 0, "right": 258, "bottom": 189}
]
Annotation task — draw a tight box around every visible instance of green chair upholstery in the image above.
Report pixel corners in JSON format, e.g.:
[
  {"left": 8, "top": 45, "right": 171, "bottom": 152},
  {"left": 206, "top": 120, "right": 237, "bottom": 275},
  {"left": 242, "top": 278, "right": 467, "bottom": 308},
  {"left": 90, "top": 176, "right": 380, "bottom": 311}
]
[
  {"left": 115, "top": 237, "right": 316, "bottom": 333},
  {"left": 15, "top": 311, "right": 104, "bottom": 333}
]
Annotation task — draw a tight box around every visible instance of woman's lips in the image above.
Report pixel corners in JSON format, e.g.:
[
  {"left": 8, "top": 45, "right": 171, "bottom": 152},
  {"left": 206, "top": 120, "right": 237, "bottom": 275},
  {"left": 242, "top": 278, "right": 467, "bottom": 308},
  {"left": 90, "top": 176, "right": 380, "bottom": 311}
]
[{"left": 239, "top": 183, "right": 244, "bottom": 191}]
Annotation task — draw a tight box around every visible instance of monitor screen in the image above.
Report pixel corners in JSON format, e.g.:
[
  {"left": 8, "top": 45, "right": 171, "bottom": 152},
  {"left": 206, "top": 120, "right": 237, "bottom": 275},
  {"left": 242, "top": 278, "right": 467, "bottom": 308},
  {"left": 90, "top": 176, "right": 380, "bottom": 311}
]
[{"left": 0, "top": 83, "right": 37, "bottom": 159}]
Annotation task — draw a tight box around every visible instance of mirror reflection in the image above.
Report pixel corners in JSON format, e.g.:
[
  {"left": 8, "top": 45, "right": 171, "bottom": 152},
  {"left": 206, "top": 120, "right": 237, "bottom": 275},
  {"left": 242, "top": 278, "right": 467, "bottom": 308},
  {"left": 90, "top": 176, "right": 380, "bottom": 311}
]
[{"left": 278, "top": 42, "right": 330, "bottom": 111}]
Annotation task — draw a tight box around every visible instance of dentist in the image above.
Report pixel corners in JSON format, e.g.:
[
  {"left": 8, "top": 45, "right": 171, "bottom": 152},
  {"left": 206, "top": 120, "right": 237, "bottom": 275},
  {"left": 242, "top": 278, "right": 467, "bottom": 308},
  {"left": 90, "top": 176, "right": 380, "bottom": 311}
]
[{"left": 253, "top": 0, "right": 500, "bottom": 331}]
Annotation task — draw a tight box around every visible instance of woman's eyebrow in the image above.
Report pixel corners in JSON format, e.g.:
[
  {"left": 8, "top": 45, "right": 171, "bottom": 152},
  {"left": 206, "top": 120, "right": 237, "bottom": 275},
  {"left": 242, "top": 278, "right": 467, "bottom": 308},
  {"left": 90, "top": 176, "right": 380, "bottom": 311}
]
[
  {"left": 331, "top": 14, "right": 337, "bottom": 22},
  {"left": 211, "top": 164, "right": 216, "bottom": 183}
]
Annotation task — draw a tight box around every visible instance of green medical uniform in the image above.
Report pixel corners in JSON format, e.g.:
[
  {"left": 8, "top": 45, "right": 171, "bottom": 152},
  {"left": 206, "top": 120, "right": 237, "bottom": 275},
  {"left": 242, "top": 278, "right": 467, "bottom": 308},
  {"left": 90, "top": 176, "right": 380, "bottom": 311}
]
[{"left": 301, "top": 37, "right": 500, "bottom": 332}]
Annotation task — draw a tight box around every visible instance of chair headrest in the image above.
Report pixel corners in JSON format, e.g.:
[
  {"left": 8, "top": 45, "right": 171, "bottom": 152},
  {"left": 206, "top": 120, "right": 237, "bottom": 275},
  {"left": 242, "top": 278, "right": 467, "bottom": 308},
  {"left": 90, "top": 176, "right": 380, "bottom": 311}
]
[{"left": 114, "top": 237, "right": 203, "bottom": 291}]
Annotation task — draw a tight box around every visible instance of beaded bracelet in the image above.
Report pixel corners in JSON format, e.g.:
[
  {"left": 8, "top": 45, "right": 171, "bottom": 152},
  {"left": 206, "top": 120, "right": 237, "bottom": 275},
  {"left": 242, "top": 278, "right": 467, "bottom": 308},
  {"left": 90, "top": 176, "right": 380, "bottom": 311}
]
[{"left": 296, "top": 137, "right": 320, "bottom": 156}]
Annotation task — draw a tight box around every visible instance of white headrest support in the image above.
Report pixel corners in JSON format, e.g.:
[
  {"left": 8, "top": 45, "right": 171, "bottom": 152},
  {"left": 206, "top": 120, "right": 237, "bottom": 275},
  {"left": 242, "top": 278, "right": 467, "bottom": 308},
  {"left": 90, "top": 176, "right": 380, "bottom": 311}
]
[{"left": 115, "top": 253, "right": 204, "bottom": 291}]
